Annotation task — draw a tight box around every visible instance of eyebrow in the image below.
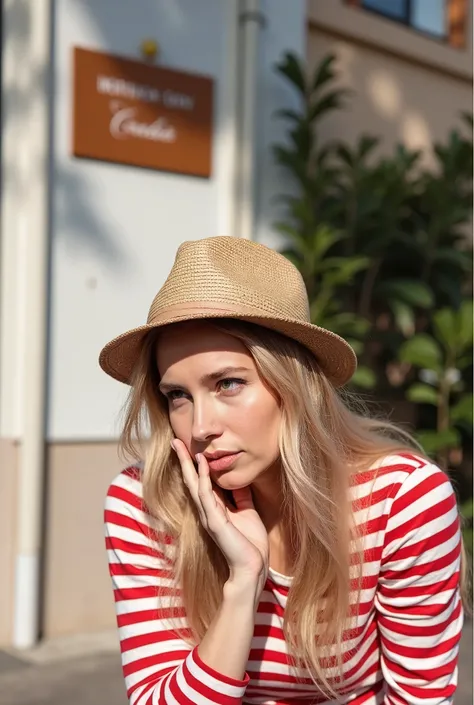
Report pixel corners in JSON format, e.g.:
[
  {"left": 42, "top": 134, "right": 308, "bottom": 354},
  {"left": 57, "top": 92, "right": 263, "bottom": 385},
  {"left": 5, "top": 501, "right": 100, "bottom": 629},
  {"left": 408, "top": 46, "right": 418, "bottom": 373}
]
[{"left": 159, "top": 366, "right": 251, "bottom": 393}]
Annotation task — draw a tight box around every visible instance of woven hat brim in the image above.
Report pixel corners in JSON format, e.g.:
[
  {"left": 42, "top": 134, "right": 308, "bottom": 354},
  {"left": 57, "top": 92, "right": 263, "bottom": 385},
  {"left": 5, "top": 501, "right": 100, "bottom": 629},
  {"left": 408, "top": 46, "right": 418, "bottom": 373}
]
[{"left": 99, "top": 311, "right": 357, "bottom": 388}]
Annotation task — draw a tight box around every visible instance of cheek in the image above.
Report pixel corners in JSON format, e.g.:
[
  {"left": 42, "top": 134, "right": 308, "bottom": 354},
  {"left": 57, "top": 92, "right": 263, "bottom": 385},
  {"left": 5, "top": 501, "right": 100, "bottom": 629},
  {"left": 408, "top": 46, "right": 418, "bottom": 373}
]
[
  {"left": 168, "top": 407, "right": 192, "bottom": 443},
  {"left": 237, "top": 388, "right": 281, "bottom": 452}
]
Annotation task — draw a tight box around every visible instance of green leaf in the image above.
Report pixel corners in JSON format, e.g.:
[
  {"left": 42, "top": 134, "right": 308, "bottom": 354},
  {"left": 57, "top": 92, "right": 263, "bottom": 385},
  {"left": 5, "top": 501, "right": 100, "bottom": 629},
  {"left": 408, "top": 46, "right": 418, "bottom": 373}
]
[
  {"left": 311, "top": 54, "right": 337, "bottom": 92},
  {"left": 357, "top": 135, "right": 379, "bottom": 159},
  {"left": 279, "top": 249, "right": 301, "bottom": 269},
  {"left": 433, "top": 272, "right": 464, "bottom": 309},
  {"left": 310, "top": 226, "right": 344, "bottom": 260},
  {"left": 289, "top": 122, "right": 313, "bottom": 156},
  {"left": 399, "top": 334, "right": 443, "bottom": 372},
  {"left": 316, "top": 141, "right": 338, "bottom": 166},
  {"left": 433, "top": 308, "right": 458, "bottom": 352},
  {"left": 406, "top": 384, "right": 438, "bottom": 406},
  {"left": 277, "top": 196, "right": 314, "bottom": 227},
  {"left": 351, "top": 366, "right": 377, "bottom": 389},
  {"left": 416, "top": 428, "right": 461, "bottom": 453},
  {"left": 460, "top": 498, "right": 473, "bottom": 520},
  {"left": 388, "top": 299, "right": 415, "bottom": 337},
  {"left": 308, "top": 89, "right": 349, "bottom": 122},
  {"left": 274, "top": 108, "right": 302, "bottom": 123},
  {"left": 461, "top": 111, "right": 473, "bottom": 130},
  {"left": 309, "top": 294, "right": 337, "bottom": 324},
  {"left": 325, "top": 315, "right": 369, "bottom": 342},
  {"left": 457, "top": 354, "right": 473, "bottom": 370},
  {"left": 450, "top": 394, "right": 473, "bottom": 426},
  {"left": 431, "top": 302, "right": 473, "bottom": 359},
  {"left": 432, "top": 248, "right": 472, "bottom": 271},
  {"left": 462, "top": 529, "right": 473, "bottom": 558},
  {"left": 345, "top": 338, "right": 364, "bottom": 355},
  {"left": 336, "top": 143, "right": 354, "bottom": 167},
  {"left": 274, "top": 222, "right": 301, "bottom": 240},
  {"left": 377, "top": 279, "right": 434, "bottom": 309},
  {"left": 275, "top": 52, "right": 306, "bottom": 95},
  {"left": 328, "top": 313, "right": 371, "bottom": 337},
  {"left": 272, "top": 145, "right": 300, "bottom": 170},
  {"left": 322, "top": 256, "right": 370, "bottom": 285},
  {"left": 458, "top": 300, "right": 473, "bottom": 348}
]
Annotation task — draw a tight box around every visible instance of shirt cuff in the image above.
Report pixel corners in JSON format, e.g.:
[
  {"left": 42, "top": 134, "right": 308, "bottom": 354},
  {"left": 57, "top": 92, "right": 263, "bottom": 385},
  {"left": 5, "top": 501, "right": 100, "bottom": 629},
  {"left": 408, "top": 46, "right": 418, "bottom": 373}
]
[{"left": 188, "top": 645, "right": 250, "bottom": 693}]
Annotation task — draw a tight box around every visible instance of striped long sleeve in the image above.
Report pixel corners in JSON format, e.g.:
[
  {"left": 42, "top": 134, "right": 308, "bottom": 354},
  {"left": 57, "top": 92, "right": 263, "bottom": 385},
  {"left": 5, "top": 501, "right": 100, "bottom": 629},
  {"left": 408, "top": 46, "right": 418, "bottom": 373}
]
[
  {"left": 104, "top": 468, "right": 249, "bottom": 704},
  {"left": 376, "top": 462, "right": 463, "bottom": 704},
  {"left": 105, "top": 456, "right": 463, "bottom": 705}
]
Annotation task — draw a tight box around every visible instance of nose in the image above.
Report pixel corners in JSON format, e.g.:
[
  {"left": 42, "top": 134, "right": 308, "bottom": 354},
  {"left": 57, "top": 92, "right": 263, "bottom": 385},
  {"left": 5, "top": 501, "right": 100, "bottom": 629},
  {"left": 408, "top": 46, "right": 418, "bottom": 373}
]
[{"left": 191, "top": 396, "right": 222, "bottom": 443}]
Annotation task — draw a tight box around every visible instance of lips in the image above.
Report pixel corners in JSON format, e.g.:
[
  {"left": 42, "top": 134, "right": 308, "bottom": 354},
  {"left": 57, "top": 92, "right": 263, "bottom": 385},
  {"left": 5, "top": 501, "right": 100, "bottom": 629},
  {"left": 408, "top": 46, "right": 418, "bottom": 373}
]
[{"left": 203, "top": 451, "right": 242, "bottom": 472}]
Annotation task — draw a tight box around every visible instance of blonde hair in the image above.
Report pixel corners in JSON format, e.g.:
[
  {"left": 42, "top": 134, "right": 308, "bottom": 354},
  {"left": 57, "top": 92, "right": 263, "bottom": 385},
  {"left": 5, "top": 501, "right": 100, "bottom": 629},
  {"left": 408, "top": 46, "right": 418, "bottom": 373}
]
[{"left": 120, "top": 318, "right": 469, "bottom": 696}]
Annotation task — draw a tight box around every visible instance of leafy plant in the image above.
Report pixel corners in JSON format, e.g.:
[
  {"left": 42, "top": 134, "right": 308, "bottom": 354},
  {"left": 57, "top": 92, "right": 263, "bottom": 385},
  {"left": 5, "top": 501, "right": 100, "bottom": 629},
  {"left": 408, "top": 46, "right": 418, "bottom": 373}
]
[
  {"left": 399, "top": 301, "right": 473, "bottom": 465},
  {"left": 461, "top": 498, "right": 473, "bottom": 559},
  {"left": 273, "top": 54, "right": 377, "bottom": 387},
  {"left": 273, "top": 50, "right": 473, "bottom": 477}
]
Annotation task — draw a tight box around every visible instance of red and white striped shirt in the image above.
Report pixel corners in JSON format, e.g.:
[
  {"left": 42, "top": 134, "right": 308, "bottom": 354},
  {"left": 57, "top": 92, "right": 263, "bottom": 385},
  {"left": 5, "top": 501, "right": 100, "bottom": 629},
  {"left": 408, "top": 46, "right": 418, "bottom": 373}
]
[{"left": 104, "top": 453, "right": 463, "bottom": 704}]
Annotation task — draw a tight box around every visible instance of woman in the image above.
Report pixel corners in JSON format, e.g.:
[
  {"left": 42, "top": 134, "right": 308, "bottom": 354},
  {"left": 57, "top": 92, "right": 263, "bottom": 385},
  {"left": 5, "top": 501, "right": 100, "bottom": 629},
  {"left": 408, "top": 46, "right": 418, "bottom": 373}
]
[{"left": 101, "top": 236, "right": 465, "bottom": 705}]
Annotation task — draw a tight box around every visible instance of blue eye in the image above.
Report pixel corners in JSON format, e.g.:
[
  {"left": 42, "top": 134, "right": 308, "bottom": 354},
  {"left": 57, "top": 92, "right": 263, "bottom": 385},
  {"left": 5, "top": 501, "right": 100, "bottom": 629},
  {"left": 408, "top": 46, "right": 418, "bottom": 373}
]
[
  {"left": 167, "top": 389, "right": 187, "bottom": 401},
  {"left": 219, "top": 378, "right": 245, "bottom": 392},
  {"left": 164, "top": 378, "right": 246, "bottom": 403}
]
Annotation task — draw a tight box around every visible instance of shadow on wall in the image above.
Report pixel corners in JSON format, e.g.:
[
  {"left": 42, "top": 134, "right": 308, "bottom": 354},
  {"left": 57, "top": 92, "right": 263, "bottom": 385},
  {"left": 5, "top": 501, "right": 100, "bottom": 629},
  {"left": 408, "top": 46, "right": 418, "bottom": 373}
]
[
  {"left": 51, "top": 0, "right": 219, "bottom": 269},
  {"left": 53, "top": 0, "right": 139, "bottom": 274},
  {"left": 61, "top": 0, "right": 300, "bottom": 252},
  {"left": 3, "top": 0, "right": 131, "bottom": 273},
  {"left": 4, "top": 0, "right": 300, "bottom": 264},
  {"left": 53, "top": 164, "right": 132, "bottom": 274},
  {"left": 51, "top": 0, "right": 198, "bottom": 273},
  {"left": 307, "top": 29, "right": 472, "bottom": 167}
]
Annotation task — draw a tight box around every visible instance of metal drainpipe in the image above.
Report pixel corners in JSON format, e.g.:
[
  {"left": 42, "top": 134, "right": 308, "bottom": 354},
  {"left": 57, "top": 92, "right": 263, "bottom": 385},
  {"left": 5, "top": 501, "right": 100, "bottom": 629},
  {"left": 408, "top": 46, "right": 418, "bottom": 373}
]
[{"left": 236, "top": 0, "right": 265, "bottom": 240}]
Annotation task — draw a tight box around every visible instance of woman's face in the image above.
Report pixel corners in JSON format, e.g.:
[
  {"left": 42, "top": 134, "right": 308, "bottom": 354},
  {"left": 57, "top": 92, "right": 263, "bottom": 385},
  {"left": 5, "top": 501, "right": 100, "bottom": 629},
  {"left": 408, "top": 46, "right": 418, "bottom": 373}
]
[{"left": 156, "top": 322, "right": 281, "bottom": 490}]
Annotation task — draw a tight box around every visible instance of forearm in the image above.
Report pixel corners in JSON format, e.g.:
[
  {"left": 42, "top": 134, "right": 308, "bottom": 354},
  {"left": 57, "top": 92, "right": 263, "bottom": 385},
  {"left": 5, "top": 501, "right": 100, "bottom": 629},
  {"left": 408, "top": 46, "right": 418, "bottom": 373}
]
[{"left": 197, "top": 577, "right": 260, "bottom": 681}]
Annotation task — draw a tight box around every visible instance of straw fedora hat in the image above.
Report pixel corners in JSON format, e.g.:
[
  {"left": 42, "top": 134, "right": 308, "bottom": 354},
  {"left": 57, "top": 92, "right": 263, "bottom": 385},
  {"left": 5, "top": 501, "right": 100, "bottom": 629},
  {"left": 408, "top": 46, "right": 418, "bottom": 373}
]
[{"left": 99, "top": 236, "right": 357, "bottom": 387}]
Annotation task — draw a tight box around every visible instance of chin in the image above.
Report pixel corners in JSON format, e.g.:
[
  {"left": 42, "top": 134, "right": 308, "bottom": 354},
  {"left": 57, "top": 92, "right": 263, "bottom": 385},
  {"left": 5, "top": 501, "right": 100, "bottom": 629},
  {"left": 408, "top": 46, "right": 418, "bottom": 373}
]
[{"left": 212, "top": 472, "right": 253, "bottom": 491}]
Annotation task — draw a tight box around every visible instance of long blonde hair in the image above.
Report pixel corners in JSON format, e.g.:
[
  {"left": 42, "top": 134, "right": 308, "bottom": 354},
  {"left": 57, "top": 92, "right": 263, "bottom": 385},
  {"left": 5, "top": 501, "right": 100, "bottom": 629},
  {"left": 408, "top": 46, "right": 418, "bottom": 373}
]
[{"left": 120, "top": 318, "right": 468, "bottom": 696}]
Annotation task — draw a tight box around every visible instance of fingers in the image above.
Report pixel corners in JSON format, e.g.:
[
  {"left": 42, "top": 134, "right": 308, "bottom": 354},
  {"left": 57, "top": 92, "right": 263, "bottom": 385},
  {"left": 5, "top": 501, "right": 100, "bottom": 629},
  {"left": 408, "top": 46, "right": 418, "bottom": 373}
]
[
  {"left": 171, "top": 440, "right": 225, "bottom": 531},
  {"left": 171, "top": 439, "right": 198, "bottom": 493},
  {"left": 196, "top": 455, "right": 228, "bottom": 531},
  {"left": 171, "top": 440, "right": 266, "bottom": 577}
]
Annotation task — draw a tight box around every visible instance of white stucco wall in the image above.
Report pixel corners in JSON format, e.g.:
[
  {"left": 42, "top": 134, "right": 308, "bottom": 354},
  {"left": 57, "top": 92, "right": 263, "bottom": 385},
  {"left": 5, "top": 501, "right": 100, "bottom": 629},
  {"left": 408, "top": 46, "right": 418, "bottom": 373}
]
[{"left": 46, "top": 0, "right": 305, "bottom": 440}]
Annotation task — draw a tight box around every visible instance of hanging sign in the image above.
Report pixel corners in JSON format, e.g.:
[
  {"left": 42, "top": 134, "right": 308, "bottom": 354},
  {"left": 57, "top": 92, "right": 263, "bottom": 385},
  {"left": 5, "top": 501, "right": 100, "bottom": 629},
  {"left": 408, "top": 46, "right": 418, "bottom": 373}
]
[{"left": 72, "top": 47, "right": 214, "bottom": 178}]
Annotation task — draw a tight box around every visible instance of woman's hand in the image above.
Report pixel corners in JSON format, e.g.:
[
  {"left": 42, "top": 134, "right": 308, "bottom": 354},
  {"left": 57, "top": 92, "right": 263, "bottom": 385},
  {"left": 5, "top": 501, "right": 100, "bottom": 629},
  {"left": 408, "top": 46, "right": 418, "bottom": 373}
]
[{"left": 172, "top": 439, "right": 269, "bottom": 595}]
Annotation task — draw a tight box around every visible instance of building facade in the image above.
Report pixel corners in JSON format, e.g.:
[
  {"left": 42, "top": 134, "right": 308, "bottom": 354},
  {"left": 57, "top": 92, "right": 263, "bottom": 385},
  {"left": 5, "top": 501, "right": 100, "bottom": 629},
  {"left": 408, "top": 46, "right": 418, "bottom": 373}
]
[{"left": 0, "top": 0, "right": 472, "bottom": 648}]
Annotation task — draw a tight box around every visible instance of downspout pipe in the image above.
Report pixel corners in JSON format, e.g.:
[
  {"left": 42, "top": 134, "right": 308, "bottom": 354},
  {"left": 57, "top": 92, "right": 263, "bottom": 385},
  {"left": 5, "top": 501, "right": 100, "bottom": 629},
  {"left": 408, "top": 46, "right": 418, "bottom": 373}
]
[{"left": 235, "top": 0, "right": 265, "bottom": 240}]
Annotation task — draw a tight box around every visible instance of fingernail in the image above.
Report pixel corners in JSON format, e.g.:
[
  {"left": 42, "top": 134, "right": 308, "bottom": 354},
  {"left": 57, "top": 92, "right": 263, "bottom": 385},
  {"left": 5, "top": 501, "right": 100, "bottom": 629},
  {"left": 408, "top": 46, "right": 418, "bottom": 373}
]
[
  {"left": 170, "top": 440, "right": 176, "bottom": 451},
  {"left": 196, "top": 453, "right": 202, "bottom": 462}
]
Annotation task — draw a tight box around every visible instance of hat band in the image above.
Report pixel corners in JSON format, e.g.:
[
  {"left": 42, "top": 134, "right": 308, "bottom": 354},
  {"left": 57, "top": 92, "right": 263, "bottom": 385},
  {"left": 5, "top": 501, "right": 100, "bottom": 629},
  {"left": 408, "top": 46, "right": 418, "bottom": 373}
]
[{"left": 147, "top": 300, "right": 309, "bottom": 325}]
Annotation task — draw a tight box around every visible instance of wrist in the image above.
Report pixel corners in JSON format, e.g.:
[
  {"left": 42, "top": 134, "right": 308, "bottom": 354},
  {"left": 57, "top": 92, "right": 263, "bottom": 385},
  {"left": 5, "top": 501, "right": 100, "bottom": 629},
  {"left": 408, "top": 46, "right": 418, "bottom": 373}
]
[{"left": 224, "top": 573, "right": 264, "bottom": 609}]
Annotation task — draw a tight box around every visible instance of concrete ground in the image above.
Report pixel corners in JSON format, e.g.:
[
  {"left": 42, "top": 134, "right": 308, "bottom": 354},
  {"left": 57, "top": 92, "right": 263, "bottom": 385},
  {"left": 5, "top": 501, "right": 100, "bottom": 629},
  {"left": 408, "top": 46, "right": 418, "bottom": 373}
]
[{"left": 0, "top": 622, "right": 472, "bottom": 705}]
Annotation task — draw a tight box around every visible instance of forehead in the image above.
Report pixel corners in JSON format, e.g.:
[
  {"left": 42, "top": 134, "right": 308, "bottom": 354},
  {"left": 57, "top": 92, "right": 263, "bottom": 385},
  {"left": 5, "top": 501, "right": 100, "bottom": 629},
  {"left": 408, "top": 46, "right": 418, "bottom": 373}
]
[{"left": 156, "top": 321, "right": 252, "bottom": 377}]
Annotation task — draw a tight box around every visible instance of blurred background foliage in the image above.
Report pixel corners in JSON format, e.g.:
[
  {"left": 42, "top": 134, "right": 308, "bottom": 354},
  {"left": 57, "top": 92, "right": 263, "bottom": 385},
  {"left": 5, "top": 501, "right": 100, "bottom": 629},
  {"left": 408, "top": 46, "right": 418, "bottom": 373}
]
[{"left": 273, "top": 52, "right": 473, "bottom": 554}]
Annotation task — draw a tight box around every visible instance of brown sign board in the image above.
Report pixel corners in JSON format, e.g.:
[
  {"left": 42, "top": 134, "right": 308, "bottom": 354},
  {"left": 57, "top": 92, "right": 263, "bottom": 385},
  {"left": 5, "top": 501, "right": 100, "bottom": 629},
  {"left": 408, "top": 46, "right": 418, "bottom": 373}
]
[{"left": 72, "top": 47, "right": 214, "bottom": 178}]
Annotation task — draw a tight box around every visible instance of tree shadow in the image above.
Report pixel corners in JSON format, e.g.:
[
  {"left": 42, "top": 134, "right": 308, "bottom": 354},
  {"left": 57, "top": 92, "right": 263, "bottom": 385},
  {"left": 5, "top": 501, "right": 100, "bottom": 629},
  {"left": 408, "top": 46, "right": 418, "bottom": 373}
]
[{"left": 2, "top": 0, "right": 132, "bottom": 274}]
